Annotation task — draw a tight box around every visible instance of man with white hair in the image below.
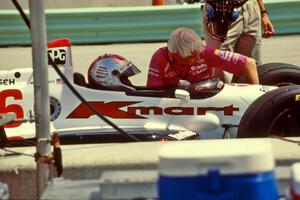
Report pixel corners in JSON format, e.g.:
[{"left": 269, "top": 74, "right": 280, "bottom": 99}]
[{"left": 146, "top": 28, "right": 258, "bottom": 88}]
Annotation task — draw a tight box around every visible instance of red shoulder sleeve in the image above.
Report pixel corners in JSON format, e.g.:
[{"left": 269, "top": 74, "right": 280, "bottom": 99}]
[
  {"left": 203, "top": 46, "right": 247, "bottom": 76},
  {"left": 146, "top": 47, "right": 169, "bottom": 87}
]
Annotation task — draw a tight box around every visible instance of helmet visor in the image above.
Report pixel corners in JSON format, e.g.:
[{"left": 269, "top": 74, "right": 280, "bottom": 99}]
[{"left": 122, "top": 62, "right": 141, "bottom": 78}]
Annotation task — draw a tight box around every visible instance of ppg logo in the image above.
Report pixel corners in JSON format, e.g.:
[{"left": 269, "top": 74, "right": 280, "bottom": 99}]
[{"left": 48, "top": 49, "right": 66, "bottom": 65}]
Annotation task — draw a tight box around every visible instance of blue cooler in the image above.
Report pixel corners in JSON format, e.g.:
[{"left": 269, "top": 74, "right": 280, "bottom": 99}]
[{"left": 158, "top": 139, "right": 279, "bottom": 200}]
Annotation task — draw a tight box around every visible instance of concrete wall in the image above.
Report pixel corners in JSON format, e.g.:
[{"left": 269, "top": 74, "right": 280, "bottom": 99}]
[
  {"left": 0, "top": 0, "right": 178, "bottom": 9},
  {"left": 1, "top": 0, "right": 298, "bottom": 9}
]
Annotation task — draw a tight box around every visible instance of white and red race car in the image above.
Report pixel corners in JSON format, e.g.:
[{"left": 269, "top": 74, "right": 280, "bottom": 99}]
[{"left": 1, "top": 38, "right": 300, "bottom": 144}]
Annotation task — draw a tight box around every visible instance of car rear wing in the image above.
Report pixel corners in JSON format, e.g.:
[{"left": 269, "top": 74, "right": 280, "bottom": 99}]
[{"left": 47, "top": 38, "right": 74, "bottom": 83}]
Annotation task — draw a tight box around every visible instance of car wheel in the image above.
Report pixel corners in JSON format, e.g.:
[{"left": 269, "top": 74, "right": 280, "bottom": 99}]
[
  {"left": 237, "top": 85, "right": 300, "bottom": 138},
  {"left": 235, "top": 62, "right": 300, "bottom": 86}
]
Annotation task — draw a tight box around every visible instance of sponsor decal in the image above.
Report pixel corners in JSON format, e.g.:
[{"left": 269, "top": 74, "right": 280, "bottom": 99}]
[
  {"left": 0, "top": 79, "right": 15, "bottom": 85},
  {"left": 48, "top": 49, "right": 66, "bottom": 65},
  {"left": 295, "top": 94, "right": 300, "bottom": 101},
  {"left": 95, "top": 66, "right": 109, "bottom": 78},
  {"left": 215, "top": 50, "right": 237, "bottom": 62},
  {"left": 148, "top": 71, "right": 159, "bottom": 77},
  {"left": 232, "top": 53, "right": 239, "bottom": 64},
  {"left": 218, "top": 50, "right": 225, "bottom": 59},
  {"left": 191, "top": 64, "right": 208, "bottom": 75},
  {"left": 149, "top": 67, "right": 160, "bottom": 77},
  {"left": 225, "top": 51, "right": 234, "bottom": 61},
  {"left": 67, "top": 101, "right": 239, "bottom": 119},
  {"left": 0, "top": 72, "right": 21, "bottom": 85},
  {"left": 214, "top": 49, "right": 219, "bottom": 56},
  {"left": 0, "top": 89, "right": 24, "bottom": 128}
]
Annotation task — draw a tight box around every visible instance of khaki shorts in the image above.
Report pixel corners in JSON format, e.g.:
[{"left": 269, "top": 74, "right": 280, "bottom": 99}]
[{"left": 201, "top": 0, "right": 262, "bottom": 81}]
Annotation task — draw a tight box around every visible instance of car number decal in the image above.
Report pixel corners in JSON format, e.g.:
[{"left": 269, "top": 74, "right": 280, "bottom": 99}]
[
  {"left": 0, "top": 89, "right": 24, "bottom": 128},
  {"left": 67, "top": 101, "right": 239, "bottom": 119}
]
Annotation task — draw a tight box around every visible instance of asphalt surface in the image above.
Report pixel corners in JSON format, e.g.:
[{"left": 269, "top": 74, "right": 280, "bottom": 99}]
[{"left": 1, "top": 35, "right": 300, "bottom": 85}]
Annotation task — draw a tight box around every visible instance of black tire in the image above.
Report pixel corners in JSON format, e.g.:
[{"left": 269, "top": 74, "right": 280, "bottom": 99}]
[
  {"left": 236, "top": 62, "right": 300, "bottom": 86},
  {"left": 237, "top": 85, "right": 300, "bottom": 138}
]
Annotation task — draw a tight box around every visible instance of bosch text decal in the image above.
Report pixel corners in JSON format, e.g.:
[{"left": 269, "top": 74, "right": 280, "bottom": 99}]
[{"left": 0, "top": 72, "right": 21, "bottom": 85}]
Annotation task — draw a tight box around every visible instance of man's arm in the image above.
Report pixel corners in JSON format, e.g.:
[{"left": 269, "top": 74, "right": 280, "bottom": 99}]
[
  {"left": 242, "top": 57, "right": 259, "bottom": 84},
  {"left": 146, "top": 49, "right": 166, "bottom": 88},
  {"left": 204, "top": 47, "right": 259, "bottom": 84},
  {"left": 257, "top": 0, "right": 275, "bottom": 38}
]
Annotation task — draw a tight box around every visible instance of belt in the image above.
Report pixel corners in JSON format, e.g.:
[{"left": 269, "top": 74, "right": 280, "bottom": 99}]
[{"left": 206, "top": 0, "right": 248, "bottom": 8}]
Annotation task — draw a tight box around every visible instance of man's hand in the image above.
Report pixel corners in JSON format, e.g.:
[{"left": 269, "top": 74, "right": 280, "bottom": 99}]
[{"left": 261, "top": 13, "right": 275, "bottom": 38}]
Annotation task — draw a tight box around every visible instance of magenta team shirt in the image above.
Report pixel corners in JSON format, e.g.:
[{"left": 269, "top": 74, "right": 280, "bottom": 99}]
[{"left": 146, "top": 46, "right": 247, "bottom": 88}]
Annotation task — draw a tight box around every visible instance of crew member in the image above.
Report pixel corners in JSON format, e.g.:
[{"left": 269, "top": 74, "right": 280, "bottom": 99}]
[{"left": 146, "top": 28, "right": 259, "bottom": 88}]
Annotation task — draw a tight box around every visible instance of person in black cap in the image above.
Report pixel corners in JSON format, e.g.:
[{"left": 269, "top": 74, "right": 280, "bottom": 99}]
[{"left": 201, "top": 0, "right": 274, "bottom": 82}]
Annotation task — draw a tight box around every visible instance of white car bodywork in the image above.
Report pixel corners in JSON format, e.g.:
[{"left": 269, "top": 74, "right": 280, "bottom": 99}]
[{"left": 0, "top": 38, "right": 276, "bottom": 141}]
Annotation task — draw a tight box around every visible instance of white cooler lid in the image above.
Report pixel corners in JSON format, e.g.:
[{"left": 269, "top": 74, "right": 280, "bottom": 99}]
[{"left": 159, "top": 139, "right": 274, "bottom": 176}]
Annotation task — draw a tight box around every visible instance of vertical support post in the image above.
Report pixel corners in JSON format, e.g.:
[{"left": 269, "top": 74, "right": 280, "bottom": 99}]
[{"left": 29, "top": 0, "right": 52, "bottom": 198}]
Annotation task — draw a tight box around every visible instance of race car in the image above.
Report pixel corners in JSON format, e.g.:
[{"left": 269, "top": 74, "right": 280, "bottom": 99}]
[{"left": 0, "top": 38, "right": 300, "bottom": 145}]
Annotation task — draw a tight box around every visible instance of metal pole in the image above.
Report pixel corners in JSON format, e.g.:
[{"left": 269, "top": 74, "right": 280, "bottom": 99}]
[{"left": 28, "top": 0, "right": 51, "bottom": 198}]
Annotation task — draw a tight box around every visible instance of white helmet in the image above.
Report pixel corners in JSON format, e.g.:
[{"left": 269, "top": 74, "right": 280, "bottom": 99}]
[{"left": 88, "top": 54, "right": 140, "bottom": 90}]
